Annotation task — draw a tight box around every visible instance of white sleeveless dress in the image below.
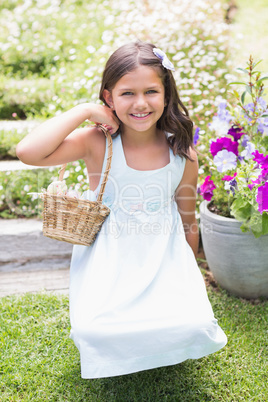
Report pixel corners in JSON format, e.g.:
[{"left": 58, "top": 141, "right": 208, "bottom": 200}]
[{"left": 69, "top": 133, "right": 227, "bottom": 379}]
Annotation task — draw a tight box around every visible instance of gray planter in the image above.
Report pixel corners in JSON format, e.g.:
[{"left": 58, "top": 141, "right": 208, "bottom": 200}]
[{"left": 199, "top": 201, "right": 268, "bottom": 299}]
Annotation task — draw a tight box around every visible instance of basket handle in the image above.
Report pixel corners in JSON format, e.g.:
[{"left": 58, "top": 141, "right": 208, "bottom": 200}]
[
  {"left": 57, "top": 124, "right": 113, "bottom": 203},
  {"left": 96, "top": 125, "right": 113, "bottom": 203}
]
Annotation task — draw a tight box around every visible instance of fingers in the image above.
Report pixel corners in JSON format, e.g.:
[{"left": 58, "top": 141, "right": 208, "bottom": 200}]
[
  {"left": 101, "top": 124, "right": 114, "bottom": 133},
  {"left": 105, "top": 108, "right": 120, "bottom": 134},
  {"left": 90, "top": 104, "right": 120, "bottom": 134}
]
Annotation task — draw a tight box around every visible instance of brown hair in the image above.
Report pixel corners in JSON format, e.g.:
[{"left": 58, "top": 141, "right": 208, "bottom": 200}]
[{"left": 99, "top": 41, "right": 193, "bottom": 159}]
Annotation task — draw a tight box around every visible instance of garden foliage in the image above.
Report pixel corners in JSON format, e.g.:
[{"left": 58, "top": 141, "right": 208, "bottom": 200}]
[
  {"left": 200, "top": 57, "right": 268, "bottom": 237},
  {"left": 0, "top": 0, "right": 235, "bottom": 218}
]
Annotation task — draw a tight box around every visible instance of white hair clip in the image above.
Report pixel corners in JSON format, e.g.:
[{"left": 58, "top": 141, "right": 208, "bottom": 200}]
[{"left": 153, "top": 48, "right": 175, "bottom": 71}]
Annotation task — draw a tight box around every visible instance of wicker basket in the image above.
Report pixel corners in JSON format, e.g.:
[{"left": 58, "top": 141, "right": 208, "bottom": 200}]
[{"left": 42, "top": 125, "right": 113, "bottom": 246}]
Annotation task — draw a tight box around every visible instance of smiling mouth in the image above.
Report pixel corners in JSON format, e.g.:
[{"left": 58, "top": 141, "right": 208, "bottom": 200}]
[{"left": 130, "top": 112, "right": 152, "bottom": 118}]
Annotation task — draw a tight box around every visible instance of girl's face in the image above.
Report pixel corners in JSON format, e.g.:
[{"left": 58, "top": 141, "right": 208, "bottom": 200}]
[{"left": 104, "top": 65, "right": 165, "bottom": 135}]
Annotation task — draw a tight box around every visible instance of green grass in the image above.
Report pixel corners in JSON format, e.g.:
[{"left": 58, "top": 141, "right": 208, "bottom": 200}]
[
  {"left": 230, "top": 0, "right": 268, "bottom": 73},
  {"left": 0, "top": 288, "right": 267, "bottom": 401}
]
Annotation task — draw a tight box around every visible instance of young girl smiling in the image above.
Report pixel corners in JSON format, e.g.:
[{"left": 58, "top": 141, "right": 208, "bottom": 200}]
[{"left": 17, "top": 41, "right": 227, "bottom": 379}]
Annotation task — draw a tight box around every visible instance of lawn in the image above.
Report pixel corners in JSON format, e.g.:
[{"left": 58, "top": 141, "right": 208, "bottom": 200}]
[{"left": 0, "top": 287, "right": 267, "bottom": 401}]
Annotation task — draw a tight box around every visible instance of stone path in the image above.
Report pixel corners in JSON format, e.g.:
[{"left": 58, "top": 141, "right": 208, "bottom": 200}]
[
  {"left": 0, "top": 218, "right": 72, "bottom": 298},
  {"left": 0, "top": 269, "right": 70, "bottom": 297},
  {"left": 0, "top": 159, "right": 53, "bottom": 172}
]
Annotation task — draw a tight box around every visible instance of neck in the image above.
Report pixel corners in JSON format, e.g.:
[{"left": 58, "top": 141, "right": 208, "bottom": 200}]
[{"left": 120, "top": 125, "right": 165, "bottom": 147}]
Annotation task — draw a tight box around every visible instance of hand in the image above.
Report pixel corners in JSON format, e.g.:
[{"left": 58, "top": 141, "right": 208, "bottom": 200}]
[{"left": 87, "top": 104, "right": 120, "bottom": 134}]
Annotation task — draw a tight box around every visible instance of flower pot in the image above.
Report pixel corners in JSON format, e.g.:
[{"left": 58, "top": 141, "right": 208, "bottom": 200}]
[{"left": 199, "top": 201, "right": 268, "bottom": 299}]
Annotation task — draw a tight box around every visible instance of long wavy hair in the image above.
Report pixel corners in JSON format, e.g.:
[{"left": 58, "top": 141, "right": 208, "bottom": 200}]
[{"left": 99, "top": 41, "right": 193, "bottom": 159}]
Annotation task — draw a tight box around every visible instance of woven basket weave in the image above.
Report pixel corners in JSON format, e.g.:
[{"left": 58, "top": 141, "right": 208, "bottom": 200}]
[{"left": 42, "top": 125, "right": 112, "bottom": 246}]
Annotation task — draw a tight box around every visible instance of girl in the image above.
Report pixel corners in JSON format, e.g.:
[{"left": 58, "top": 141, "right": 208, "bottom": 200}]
[{"left": 16, "top": 41, "right": 227, "bottom": 379}]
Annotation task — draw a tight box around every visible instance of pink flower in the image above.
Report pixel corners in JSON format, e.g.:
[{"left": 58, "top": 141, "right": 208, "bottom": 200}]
[
  {"left": 210, "top": 137, "right": 239, "bottom": 157},
  {"left": 256, "top": 182, "right": 268, "bottom": 213},
  {"left": 253, "top": 150, "right": 268, "bottom": 168},
  {"left": 200, "top": 176, "right": 216, "bottom": 201},
  {"left": 248, "top": 179, "right": 261, "bottom": 191},
  {"left": 222, "top": 172, "right": 237, "bottom": 181}
]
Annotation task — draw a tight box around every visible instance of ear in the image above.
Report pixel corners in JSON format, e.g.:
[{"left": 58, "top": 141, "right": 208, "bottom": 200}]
[{"left": 103, "top": 89, "right": 114, "bottom": 109}]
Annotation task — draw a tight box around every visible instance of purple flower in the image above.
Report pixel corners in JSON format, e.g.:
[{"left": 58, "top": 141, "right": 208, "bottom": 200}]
[
  {"left": 200, "top": 176, "right": 216, "bottom": 201},
  {"left": 193, "top": 127, "right": 200, "bottom": 145},
  {"left": 253, "top": 151, "right": 268, "bottom": 168},
  {"left": 248, "top": 179, "right": 261, "bottom": 191},
  {"left": 217, "top": 101, "right": 232, "bottom": 123},
  {"left": 257, "top": 97, "right": 267, "bottom": 110},
  {"left": 227, "top": 126, "right": 245, "bottom": 141},
  {"left": 259, "top": 168, "right": 268, "bottom": 181},
  {"left": 214, "top": 150, "right": 237, "bottom": 172},
  {"left": 256, "top": 182, "right": 268, "bottom": 213},
  {"left": 222, "top": 172, "right": 237, "bottom": 181},
  {"left": 210, "top": 137, "right": 239, "bottom": 157},
  {"left": 243, "top": 102, "right": 256, "bottom": 124},
  {"left": 241, "top": 135, "right": 249, "bottom": 147},
  {"left": 257, "top": 118, "right": 268, "bottom": 135},
  {"left": 244, "top": 102, "right": 255, "bottom": 113}
]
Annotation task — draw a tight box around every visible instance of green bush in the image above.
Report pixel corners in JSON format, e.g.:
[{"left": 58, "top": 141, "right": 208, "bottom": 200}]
[
  {"left": 0, "top": 0, "right": 233, "bottom": 217},
  {"left": 0, "top": 159, "right": 90, "bottom": 218},
  {"left": 0, "top": 128, "right": 25, "bottom": 159},
  {"left": 0, "top": 77, "right": 56, "bottom": 119},
  {"left": 0, "top": 0, "right": 231, "bottom": 122}
]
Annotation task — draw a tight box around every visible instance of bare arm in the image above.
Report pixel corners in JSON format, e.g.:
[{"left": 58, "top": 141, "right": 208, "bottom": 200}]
[
  {"left": 175, "top": 148, "right": 199, "bottom": 257},
  {"left": 16, "top": 103, "right": 119, "bottom": 166}
]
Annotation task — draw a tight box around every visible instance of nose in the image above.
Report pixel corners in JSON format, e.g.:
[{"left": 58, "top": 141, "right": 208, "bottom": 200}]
[{"left": 134, "top": 94, "right": 148, "bottom": 109}]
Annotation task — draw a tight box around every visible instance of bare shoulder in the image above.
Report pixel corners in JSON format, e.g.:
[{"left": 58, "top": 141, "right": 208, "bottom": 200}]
[
  {"left": 184, "top": 148, "right": 198, "bottom": 172},
  {"left": 181, "top": 148, "right": 198, "bottom": 181},
  {"left": 188, "top": 147, "right": 198, "bottom": 165},
  {"left": 68, "top": 125, "right": 106, "bottom": 157}
]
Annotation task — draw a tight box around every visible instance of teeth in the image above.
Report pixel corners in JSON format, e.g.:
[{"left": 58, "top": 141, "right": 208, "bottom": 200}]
[{"left": 132, "top": 113, "right": 150, "bottom": 117}]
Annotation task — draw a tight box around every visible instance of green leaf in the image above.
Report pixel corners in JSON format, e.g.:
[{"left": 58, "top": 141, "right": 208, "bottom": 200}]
[
  {"left": 257, "top": 76, "right": 268, "bottom": 82},
  {"left": 228, "top": 81, "right": 247, "bottom": 85},
  {"left": 231, "top": 197, "right": 252, "bottom": 222},
  {"left": 245, "top": 84, "right": 252, "bottom": 95},
  {"left": 246, "top": 211, "right": 268, "bottom": 238},
  {"left": 236, "top": 68, "right": 249, "bottom": 74},
  {"left": 231, "top": 89, "right": 240, "bottom": 98},
  {"left": 252, "top": 59, "right": 263, "bottom": 69},
  {"left": 241, "top": 91, "right": 246, "bottom": 105},
  {"left": 261, "top": 212, "right": 268, "bottom": 235},
  {"left": 240, "top": 223, "right": 250, "bottom": 233},
  {"left": 262, "top": 113, "right": 268, "bottom": 117}
]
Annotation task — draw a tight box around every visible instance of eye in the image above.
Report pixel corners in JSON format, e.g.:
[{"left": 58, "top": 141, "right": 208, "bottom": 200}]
[
  {"left": 146, "top": 90, "right": 158, "bottom": 94},
  {"left": 121, "top": 91, "right": 133, "bottom": 96}
]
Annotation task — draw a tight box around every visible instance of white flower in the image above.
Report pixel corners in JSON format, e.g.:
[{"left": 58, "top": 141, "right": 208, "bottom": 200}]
[
  {"left": 214, "top": 150, "right": 237, "bottom": 173},
  {"left": 63, "top": 170, "right": 70, "bottom": 179},
  {"left": 86, "top": 45, "right": 96, "bottom": 53},
  {"left": 241, "top": 142, "right": 256, "bottom": 160},
  {"left": 84, "top": 69, "right": 93, "bottom": 77},
  {"left": 209, "top": 117, "right": 229, "bottom": 137}
]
